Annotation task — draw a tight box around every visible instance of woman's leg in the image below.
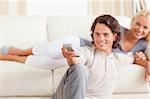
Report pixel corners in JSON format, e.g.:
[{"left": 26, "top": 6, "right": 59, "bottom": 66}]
[
  {"left": 0, "top": 54, "right": 27, "bottom": 63},
  {"left": 0, "top": 46, "right": 32, "bottom": 56},
  {"left": 35, "top": 35, "right": 81, "bottom": 58},
  {"left": 52, "top": 64, "right": 89, "bottom": 99},
  {"left": 8, "top": 47, "right": 32, "bottom": 56}
]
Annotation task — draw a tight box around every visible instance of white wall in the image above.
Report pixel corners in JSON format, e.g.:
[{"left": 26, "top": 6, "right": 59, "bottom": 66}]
[
  {"left": 145, "top": 0, "right": 150, "bottom": 9},
  {"left": 27, "top": 0, "right": 88, "bottom": 15}
]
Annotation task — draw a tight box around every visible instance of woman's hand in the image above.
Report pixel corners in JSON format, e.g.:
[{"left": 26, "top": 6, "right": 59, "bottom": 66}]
[
  {"left": 134, "top": 51, "right": 150, "bottom": 81},
  {"left": 61, "top": 48, "right": 80, "bottom": 66},
  {"left": 134, "top": 51, "right": 147, "bottom": 61}
]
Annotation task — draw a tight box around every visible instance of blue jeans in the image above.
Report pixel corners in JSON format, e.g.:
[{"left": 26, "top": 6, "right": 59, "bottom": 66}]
[{"left": 52, "top": 64, "right": 89, "bottom": 99}]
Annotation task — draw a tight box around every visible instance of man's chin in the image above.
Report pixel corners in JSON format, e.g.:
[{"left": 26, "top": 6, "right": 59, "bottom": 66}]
[{"left": 97, "top": 47, "right": 106, "bottom": 51}]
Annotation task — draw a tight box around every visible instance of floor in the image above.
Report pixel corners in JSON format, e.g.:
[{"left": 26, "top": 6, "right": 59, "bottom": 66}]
[
  {"left": 0, "top": 94, "right": 150, "bottom": 99},
  {"left": 0, "top": 97, "right": 50, "bottom": 99}
]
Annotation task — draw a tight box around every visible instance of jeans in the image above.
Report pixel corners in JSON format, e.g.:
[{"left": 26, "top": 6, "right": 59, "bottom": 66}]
[{"left": 52, "top": 64, "right": 89, "bottom": 99}]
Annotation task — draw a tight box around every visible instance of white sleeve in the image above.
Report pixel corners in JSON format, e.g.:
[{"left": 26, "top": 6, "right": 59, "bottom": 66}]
[
  {"left": 78, "top": 47, "right": 95, "bottom": 66},
  {"left": 78, "top": 47, "right": 87, "bottom": 65}
]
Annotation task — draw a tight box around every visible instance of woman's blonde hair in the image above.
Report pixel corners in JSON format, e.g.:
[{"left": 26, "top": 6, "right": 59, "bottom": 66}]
[
  {"left": 131, "top": 9, "right": 150, "bottom": 24},
  {"left": 146, "top": 32, "right": 150, "bottom": 45}
]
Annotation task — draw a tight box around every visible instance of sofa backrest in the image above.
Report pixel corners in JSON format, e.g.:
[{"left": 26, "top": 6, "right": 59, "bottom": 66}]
[
  {"left": 47, "top": 16, "right": 95, "bottom": 41},
  {"left": 47, "top": 16, "right": 131, "bottom": 42},
  {"left": 0, "top": 16, "right": 47, "bottom": 49},
  {"left": 0, "top": 15, "right": 130, "bottom": 49}
]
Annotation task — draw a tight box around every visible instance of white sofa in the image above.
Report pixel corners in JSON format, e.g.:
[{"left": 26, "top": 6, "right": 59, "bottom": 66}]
[{"left": 0, "top": 16, "right": 150, "bottom": 99}]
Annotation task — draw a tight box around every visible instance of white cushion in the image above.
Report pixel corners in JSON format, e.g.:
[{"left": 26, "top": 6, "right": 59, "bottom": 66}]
[
  {"left": 115, "top": 16, "right": 131, "bottom": 29},
  {"left": 53, "top": 66, "right": 68, "bottom": 92},
  {"left": 47, "top": 16, "right": 95, "bottom": 41},
  {"left": 53, "top": 64, "right": 150, "bottom": 94},
  {"left": 114, "top": 64, "right": 150, "bottom": 93},
  {"left": 112, "top": 93, "right": 150, "bottom": 99},
  {"left": 47, "top": 16, "right": 131, "bottom": 42},
  {"left": 0, "top": 16, "right": 47, "bottom": 49},
  {"left": 0, "top": 61, "right": 53, "bottom": 96}
]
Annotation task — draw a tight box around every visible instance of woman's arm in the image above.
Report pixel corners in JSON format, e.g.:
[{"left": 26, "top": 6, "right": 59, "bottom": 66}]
[{"left": 134, "top": 52, "right": 150, "bottom": 80}]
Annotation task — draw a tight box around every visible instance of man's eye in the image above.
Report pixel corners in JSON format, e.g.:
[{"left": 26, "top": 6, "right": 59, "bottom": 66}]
[
  {"left": 95, "top": 32, "right": 100, "bottom": 36},
  {"left": 104, "top": 33, "right": 109, "bottom": 37}
]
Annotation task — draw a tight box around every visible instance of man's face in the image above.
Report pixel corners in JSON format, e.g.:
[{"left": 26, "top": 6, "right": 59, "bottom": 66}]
[
  {"left": 93, "top": 23, "right": 116, "bottom": 54},
  {"left": 130, "top": 15, "right": 150, "bottom": 39}
]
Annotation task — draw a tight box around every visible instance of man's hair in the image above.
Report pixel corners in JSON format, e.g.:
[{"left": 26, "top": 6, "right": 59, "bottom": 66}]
[{"left": 91, "top": 15, "right": 121, "bottom": 48}]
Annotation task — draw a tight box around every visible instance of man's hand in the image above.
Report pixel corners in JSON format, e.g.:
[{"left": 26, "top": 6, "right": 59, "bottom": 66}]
[{"left": 62, "top": 48, "right": 80, "bottom": 66}]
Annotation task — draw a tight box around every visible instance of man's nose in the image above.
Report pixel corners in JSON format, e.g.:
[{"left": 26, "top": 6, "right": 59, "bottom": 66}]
[{"left": 99, "top": 35, "right": 105, "bottom": 40}]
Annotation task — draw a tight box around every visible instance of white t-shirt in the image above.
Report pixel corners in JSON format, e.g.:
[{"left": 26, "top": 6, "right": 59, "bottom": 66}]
[{"left": 78, "top": 46, "right": 127, "bottom": 99}]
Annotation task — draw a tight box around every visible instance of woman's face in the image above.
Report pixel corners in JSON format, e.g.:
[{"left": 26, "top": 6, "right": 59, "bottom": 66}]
[
  {"left": 130, "top": 15, "right": 150, "bottom": 40},
  {"left": 93, "top": 23, "right": 116, "bottom": 54}
]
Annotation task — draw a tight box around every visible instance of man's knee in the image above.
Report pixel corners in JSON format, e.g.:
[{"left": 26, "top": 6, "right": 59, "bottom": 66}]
[
  {"left": 68, "top": 65, "right": 85, "bottom": 76},
  {"left": 67, "top": 64, "right": 88, "bottom": 82}
]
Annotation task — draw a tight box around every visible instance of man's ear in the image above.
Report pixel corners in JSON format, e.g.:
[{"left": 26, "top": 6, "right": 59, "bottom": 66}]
[
  {"left": 91, "top": 33, "right": 93, "bottom": 39},
  {"left": 113, "top": 33, "right": 118, "bottom": 41}
]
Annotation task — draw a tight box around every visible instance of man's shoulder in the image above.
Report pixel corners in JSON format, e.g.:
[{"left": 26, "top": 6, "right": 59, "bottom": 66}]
[{"left": 80, "top": 46, "right": 94, "bottom": 53}]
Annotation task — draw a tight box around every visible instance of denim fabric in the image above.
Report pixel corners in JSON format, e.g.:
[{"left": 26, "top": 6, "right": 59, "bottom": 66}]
[
  {"left": 0, "top": 46, "right": 9, "bottom": 55},
  {"left": 52, "top": 64, "right": 89, "bottom": 99}
]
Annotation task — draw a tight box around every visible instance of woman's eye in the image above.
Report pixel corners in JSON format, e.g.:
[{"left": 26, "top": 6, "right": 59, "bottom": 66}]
[
  {"left": 136, "top": 22, "right": 140, "bottom": 26},
  {"left": 143, "top": 26, "right": 148, "bottom": 29}
]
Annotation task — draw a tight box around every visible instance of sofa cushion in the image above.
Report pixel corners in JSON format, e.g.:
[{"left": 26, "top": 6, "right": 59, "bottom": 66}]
[
  {"left": 47, "top": 16, "right": 95, "bottom": 41},
  {"left": 115, "top": 16, "right": 131, "bottom": 29},
  {"left": 0, "top": 61, "right": 52, "bottom": 96},
  {"left": 47, "top": 16, "right": 131, "bottom": 42},
  {"left": 53, "top": 64, "right": 150, "bottom": 94},
  {"left": 0, "top": 16, "right": 47, "bottom": 49},
  {"left": 114, "top": 64, "right": 150, "bottom": 93},
  {"left": 112, "top": 93, "right": 150, "bottom": 99},
  {"left": 53, "top": 66, "right": 68, "bottom": 93}
]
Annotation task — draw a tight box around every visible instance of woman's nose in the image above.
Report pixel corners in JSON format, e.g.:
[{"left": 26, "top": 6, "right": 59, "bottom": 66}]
[{"left": 137, "top": 26, "right": 143, "bottom": 33}]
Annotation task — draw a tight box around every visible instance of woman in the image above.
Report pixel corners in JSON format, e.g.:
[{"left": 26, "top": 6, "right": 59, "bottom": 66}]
[
  {"left": 115, "top": 10, "right": 150, "bottom": 80},
  {"left": 0, "top": 35, "right": 92, "bottom": 69}
]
